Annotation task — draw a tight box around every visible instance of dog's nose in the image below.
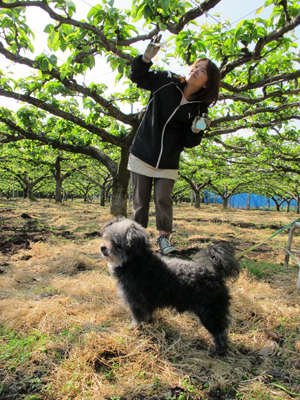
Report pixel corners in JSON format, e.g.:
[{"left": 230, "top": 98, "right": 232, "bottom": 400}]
[{"left": 100, "top": 245, "right": 108, "bottom": 255}]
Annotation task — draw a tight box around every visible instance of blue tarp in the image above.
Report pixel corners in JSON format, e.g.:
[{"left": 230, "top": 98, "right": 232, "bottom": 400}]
[{"left": 204, "top": 191, "right": 297, "bottom": 210}]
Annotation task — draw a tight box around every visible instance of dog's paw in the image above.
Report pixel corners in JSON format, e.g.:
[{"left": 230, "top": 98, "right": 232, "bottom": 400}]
[
  {"left": 209, "top": 346, "right": 227, "bottom": 357},
  {"left": 131, "top": 319, "right": 153, "bottom": 330},
  {"left": 131, "top": 319, "right": 140, "bottom": 329}
]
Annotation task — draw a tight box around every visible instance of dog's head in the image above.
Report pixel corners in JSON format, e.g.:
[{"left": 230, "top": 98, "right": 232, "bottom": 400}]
[{"left": 99, "top": 218, "right": 150, "bottom": 265}]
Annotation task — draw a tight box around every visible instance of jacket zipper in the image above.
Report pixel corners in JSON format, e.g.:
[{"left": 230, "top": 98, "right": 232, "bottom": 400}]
[
  {"left": 155, "top": 88, "right": 201, "bottom": 168},
  {"left": 156, "top": 102, "right": 182, "bottom": 168}
]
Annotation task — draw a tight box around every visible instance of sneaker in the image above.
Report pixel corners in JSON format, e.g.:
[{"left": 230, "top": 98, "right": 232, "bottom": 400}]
[{"left": 158, "top": 235, "right": 176, "bottom": 255}]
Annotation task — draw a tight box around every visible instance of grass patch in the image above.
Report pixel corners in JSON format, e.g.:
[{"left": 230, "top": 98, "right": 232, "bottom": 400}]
[
  {"left": 0, "top": 327, "right": 49, "bottom": 369},
  {"left": 240, "top": 259, "right": 286, "bottom": 279}
]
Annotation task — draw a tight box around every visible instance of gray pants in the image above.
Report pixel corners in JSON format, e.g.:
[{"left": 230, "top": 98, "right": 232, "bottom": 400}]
[{"left": 130, "top": 171, "right": 175, "bottom": 232}]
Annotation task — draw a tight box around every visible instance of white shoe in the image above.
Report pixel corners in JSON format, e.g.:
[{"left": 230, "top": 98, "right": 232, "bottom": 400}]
[{"left": 158, "top": 235, "right": 176, "bottom": 255}]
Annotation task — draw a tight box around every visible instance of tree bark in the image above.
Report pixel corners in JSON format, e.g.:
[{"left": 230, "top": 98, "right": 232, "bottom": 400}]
[
  {"left": 222, "top": 197, "right": 228, "bottom": 209},
  {"left": 194, "top": 192, "right": 201, "bottom": 209},
  {"left": 110, "top": 148, "right": 130, "bottom": 217}
]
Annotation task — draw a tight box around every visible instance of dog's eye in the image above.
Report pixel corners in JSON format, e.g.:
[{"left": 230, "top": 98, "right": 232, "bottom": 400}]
[{"left": 112, "top": 240, "right": 122, "bottom": 250}]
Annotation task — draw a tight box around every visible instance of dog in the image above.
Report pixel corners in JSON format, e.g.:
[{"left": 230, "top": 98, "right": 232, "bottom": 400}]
[{"left": 99, "top": 218, "right": 240, "bottom": 356}]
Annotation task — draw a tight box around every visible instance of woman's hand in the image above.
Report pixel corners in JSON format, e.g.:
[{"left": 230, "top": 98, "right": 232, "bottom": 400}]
[
  {"left": 143, "top": 34, "right": 162, "bottom": 63},
  {"left": 192, "top": 114, "right": 211, "bottom": 132}
]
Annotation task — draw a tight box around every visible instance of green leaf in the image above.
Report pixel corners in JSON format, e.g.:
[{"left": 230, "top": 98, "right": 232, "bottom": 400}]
[
  {"left": 255, "top": 6, "right": 264, "bottom": 15},
  {"left": 59, "top": 24, "right": 74, "bottom": 35},
  {"left": 2, "top": 17, "right": 14, "bottom": 28},
  {"left": 41, "top": 59, "right": 49, "bottom": 72},
  {"left": 88, "top": 55, "right": 95, "bottom": 69},
  {"left": 143, "top": 4, "right": 153, "bottom": 20},
  {"left": 48, "top": 54, "right": 58, "bottom": 66},
  {"left": 44, "top": 24, "right": 54, "bottom": 34},
  {"left": 48, "top": 30, "right": 60, "bottom": 51},
  {"left": 161, "top": 0, "right": 171, "bottom": 14},
  {"left": 87, "top": 5, "right": 103, "bottom": 21},
  {"left": 236, "top": 20, "right": 245, "bottom": 31}
]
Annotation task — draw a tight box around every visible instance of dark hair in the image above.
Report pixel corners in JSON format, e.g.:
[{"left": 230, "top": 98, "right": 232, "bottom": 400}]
[
  {"left": 175, "top": 58, "right": 220, "bottom": 106},
  {"left": 193, "top": 58, "right": 220, "bottom": 106}
]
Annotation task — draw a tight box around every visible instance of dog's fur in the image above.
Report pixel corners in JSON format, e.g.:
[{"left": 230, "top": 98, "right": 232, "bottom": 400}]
[{"left": 100, "top": 218, "right": 240, "bottom": 355}]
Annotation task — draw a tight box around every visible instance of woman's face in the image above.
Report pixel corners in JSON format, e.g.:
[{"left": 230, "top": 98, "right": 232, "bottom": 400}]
[{"left": 186, "top": 60, "right": 209, "bottom": 89}]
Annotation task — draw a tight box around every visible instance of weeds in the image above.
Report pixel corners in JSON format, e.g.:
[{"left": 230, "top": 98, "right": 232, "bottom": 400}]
[
  {"left": 0, "top": 328, "right": 48, "bottom": 367},
  {"left": 240, "top": 259, "right": 286, "bottom": 279}
]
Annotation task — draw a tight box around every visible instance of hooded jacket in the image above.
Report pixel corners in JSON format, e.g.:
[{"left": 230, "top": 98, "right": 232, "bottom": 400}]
[{"left": 129, "top": 55, "right": 208, "bottom": 170}]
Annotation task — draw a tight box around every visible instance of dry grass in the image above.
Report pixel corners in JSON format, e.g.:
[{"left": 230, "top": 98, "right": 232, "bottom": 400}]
[{"left": 0, "top": 199, "right": 300, "bottom": 400}]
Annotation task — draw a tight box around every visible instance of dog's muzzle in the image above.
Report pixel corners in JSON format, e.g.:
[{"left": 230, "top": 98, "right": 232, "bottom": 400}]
[{"left": 100, "top": 245, "right": 110, "bottom": 257}]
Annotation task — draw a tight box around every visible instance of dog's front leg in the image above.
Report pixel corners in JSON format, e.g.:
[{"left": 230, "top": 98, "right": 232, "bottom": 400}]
[{"left": 130, "top": 305, "right": 152, "bottom": 328}]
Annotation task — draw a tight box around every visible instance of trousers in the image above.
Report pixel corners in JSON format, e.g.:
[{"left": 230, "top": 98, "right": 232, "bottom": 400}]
[{"left": 130, "top": 171, "right": 175, "bottom": 232}]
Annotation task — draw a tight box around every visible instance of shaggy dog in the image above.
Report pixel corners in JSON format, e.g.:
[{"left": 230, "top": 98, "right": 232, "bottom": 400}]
[{"left": 100, "top": 218, "right": 240, "bottom": 356}]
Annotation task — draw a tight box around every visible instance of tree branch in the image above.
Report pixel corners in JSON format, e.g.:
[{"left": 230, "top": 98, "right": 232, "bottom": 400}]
[
  {"left": 166, "top": 0, "right": 222, "bottom": 34},
  {"left": 0, "top": 42, "right": 139, "bottom": 127},
  {"left": 0, "top": 115, "right": 118, "bottom": 175},
  {"left": 0, "top": 88, "right": 131, "bottom": 147},
  {"left": 221, "top": 69, "right": 300, "bottom": 93},
  {"left": 219, "top": 88, "right": 300, "bottom": 104},
  {"left": 253, "top": 11, "right": 300, "bottom": 59}
]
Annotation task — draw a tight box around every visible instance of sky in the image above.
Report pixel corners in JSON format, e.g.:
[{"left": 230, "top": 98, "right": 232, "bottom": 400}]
[{"left": 0, "top": 0, "right": 299, "bottom": 111}]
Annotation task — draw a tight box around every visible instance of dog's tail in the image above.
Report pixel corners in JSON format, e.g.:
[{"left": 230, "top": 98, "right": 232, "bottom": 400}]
[{"left": 206, "top": 244, "right": 240, "bottom": 281}]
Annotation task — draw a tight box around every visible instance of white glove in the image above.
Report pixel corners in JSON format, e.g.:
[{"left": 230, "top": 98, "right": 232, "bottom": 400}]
[
  {"left": 142, "top": 34, "right": 162, "bottom": 63},
  {"left": 192, "top": 114, "right": 211, "bottom": 132}
]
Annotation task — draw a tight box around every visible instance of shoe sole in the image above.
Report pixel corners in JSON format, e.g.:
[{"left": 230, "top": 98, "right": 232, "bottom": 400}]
[{"left": 162, "top": 247, "right": 176, "bottom": 255}]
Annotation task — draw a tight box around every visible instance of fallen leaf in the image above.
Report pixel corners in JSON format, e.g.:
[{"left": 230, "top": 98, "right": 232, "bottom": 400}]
[{"left": 258, "top": 340, "right": 279, "bottom": 356}]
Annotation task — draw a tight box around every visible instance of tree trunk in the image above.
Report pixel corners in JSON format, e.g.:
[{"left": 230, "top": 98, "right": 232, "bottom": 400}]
[
  {"left": 27, "top": 185, "right": 35, "bottom": 201},
  {"left": 110, "top": 148, "right": 130, "bottom": 217},
  {"left": 24, "top": 177, "right": 36, "bottom": 201},
  {"left": 246, "top": 193, "right": 251, "bottom": 210},
  {"left": 222, "top": 197, "right": 228, "bottom": 209},
  {"left": 194, "top": 191, "right": 200, "bottom": 208},
  {"left": 54, "top": 157, "right": 63, "bottom": 203},
  {"left": 100, "top": 187, "right": 105, "bottom": 207},
  {"left": 55, "top": 178, "right": 63, "bottom": 203}
]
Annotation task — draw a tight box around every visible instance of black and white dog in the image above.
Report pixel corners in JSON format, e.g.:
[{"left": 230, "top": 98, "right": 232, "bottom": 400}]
[{"left": 100, "top": 218, "right": 240, "bottom": 355}]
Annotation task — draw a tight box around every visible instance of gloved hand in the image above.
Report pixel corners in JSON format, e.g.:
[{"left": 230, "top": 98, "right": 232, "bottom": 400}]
[
  {"left": 142, "top": 34, "right": 162, "bottom": 63},
  {"left": 192, "top": 114, "right": 211, "bottom": 132}
]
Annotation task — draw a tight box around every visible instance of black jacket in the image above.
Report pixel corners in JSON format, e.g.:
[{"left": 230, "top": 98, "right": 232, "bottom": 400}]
[{"left": 129, "top": 55, "right": 208, "bottom": 169}]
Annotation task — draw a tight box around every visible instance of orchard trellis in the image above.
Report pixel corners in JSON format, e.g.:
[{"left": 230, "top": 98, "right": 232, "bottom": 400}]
[{"left": 0, "top": 0, "right": 299, "bottom": 215}]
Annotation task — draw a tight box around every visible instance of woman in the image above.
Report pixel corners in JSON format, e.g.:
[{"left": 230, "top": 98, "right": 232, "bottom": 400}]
[{"left": 128, "top": 36, "right": 220, "bottom": 254}]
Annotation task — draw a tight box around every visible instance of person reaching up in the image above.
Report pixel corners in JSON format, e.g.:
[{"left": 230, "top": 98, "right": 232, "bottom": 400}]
[{"left": 128, "top": 35, "right": 220, "bottom": 254}]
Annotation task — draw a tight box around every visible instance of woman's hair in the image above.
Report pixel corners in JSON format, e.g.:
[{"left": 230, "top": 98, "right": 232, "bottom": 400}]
[
  {"left": 175, "top": 58, "right": 220, "bottom": 106},
  {"left": 194, "top": 58, "right": 220, "bottom": 106}
]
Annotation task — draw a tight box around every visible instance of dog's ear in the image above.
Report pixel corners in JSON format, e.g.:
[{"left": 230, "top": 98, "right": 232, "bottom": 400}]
[
  {"left": 100, "top": 218, "right": 121, "bottom": 236},
  {"left": 208, "top": 245, "right": 240, "bottom": 280},
  {"left": 125, "top": 223, "right": 149, "bottom": 256}
]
